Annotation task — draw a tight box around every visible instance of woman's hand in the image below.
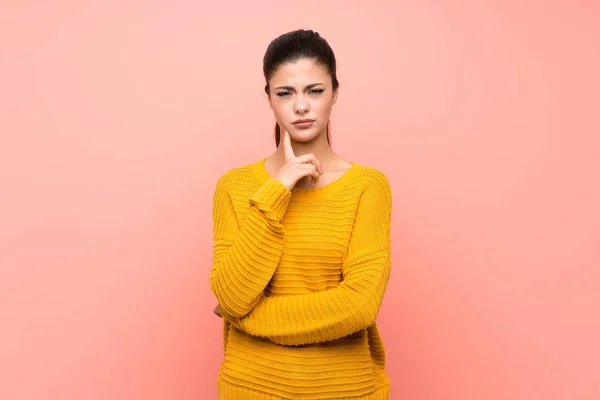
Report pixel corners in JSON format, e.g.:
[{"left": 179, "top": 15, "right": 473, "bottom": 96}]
[
  {"left": 213, "top": 303, "right": 222, "bottom": 318},
  {"left": 274, "top": 125, "right": 323, "bottom": 191}
]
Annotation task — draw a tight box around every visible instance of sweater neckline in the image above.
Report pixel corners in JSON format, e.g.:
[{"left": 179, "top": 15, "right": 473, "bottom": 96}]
[{"left": 251, "top": 157, "right": 361, "bottom": 201}]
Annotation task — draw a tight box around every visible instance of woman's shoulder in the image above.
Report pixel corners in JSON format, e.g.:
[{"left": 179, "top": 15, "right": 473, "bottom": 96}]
[
  {"left": 214, "top": 158, "right": 263, "bottom": 190},
  {"left": 351, "top": 163, "right": 392, "bottom": 211},
  {"left": 353, "top": 162, "right": 391, "bottom": 192}
]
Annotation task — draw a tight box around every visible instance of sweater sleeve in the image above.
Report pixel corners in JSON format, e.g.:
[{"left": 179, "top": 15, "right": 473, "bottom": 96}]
[
  {"left": 221, "top": 172, "right": 392, "bottom": 346},
  {"left": 209, "top": 174, "right": 292, "bottom": 318}
]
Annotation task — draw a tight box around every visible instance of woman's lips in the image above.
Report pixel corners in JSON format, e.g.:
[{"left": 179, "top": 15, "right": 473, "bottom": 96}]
[{"left": 293, "top": 120, "right": 314, "bottom": 129}]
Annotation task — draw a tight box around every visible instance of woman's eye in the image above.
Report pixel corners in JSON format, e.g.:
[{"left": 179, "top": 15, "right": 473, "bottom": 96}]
[{"left": 276, "top": 89, "right": 323, "bottom": 97}]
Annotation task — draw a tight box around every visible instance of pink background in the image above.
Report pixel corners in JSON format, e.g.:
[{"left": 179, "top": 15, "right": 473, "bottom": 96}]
[{"left": 1, "top": 1, "right": 599, "bottom": 399}]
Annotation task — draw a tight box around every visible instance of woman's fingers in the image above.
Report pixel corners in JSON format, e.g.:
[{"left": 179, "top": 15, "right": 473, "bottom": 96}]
[
  {"left": 279, "top": 124, "right": 323, "bottom": 175},
  {"left": 213, "top": 304, "right": 222, "bottom": 318},
  {"left": 294, "top": 163, "right": 321, "bottom": 184},
  {"left": 280, "top": 125, "right": 296, "bottom": 161},
  {"left": 275, "top": 124, "right": 323, "bottom": 189},
  {"left": 290, "top": 153, "right": 323, "bottom": 175}
]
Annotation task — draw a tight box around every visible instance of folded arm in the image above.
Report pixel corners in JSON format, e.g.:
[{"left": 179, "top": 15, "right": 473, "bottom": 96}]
[
  {"left": 221, "top": 172, "right": 392, "bottom": 346},
  {"left": 209, "top": 176, "right": 291, "bottom": 318}
]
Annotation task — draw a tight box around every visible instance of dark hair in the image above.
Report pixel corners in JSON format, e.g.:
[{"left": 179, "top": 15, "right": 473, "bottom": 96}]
[{"left": 263, "top": 29, "right": 340, "bottom": 148}]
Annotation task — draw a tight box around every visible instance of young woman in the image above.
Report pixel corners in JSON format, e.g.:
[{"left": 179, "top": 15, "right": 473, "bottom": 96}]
[{"left": 209, "top": 29, "right": 392, "bottom": 399}]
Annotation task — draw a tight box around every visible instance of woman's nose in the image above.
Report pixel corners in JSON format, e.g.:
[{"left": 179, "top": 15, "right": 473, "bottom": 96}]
[
  {"left": 294, "top": 98, "right": 309, "bottom": 114},
  {"left": 295, "top": 104, "right": 309, "bottom": 114}
]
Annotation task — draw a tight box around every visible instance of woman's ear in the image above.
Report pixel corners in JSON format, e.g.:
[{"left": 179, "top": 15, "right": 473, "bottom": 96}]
[{"left": 332, "top": 88, "right": 338, "bottom": 105}]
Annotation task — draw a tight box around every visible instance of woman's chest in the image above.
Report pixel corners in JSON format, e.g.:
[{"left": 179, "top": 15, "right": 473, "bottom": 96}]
[
  {"left": 268, "top": 203, "right": 356, "bottom": 295},
  {"left": 234, "top": 194, "right": 360, "bottom": 295}
]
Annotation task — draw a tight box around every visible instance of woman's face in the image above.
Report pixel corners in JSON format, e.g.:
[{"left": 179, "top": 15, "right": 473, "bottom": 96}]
[{"left": 267, "top": 58, "right": 338, "bottom": 143}]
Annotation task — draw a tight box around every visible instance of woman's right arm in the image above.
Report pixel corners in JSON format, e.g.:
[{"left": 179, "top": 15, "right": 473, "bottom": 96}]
[{"left": 209, "top": 174, "right": 292, "bottom": 318}]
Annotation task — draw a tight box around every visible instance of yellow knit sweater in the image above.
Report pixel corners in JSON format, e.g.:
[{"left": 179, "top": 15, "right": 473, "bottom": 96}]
[{"left": 210, "top": 157, "right": 392, "bottom": 400}]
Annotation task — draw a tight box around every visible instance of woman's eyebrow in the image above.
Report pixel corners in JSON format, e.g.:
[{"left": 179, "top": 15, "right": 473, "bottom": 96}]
[{"left": 274, "top": 83, "right": 324, "bottom": 90}]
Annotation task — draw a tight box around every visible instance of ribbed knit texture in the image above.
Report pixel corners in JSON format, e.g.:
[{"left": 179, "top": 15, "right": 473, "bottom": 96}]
[{"left": 210, "top": 157, "right": 392, "bottom": 399}]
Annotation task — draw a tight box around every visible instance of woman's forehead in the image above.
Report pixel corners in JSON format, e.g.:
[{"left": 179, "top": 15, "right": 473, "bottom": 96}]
[{"left": 270, "top": 59, "right": 330, "bottom": 85}]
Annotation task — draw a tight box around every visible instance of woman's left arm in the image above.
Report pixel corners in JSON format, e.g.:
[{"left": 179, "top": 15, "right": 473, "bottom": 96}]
[{"left": 220, "top": 172, "right": 392, "bottom": 346}]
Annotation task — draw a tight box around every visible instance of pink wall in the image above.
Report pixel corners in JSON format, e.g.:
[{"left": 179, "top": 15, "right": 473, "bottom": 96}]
[{"left": 1, "top": 1, "right": 598, "bottom": 399}]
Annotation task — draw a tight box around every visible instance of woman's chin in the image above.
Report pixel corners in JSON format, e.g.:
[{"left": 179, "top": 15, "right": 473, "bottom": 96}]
[
  {"left": 289, "top": 133, "right": 318, "bottom": 143},
  {"left": 288, "top": 126, "right": 324, "bottom": 142}
]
